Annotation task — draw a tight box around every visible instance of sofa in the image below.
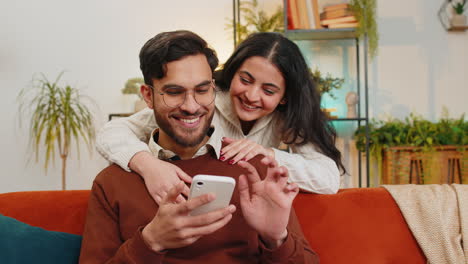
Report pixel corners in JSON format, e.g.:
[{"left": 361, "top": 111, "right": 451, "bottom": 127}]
[{"left": 0, "top": 188, "right": 427, "bottom": 263}]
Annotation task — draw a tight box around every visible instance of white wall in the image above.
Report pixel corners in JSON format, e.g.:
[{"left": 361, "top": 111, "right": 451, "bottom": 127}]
[
  {"left": 0, "top": 0, "right": 235, "bottom": 192},
  {"left": 0, "top": 0, "right": 466, "bottom": 192}
]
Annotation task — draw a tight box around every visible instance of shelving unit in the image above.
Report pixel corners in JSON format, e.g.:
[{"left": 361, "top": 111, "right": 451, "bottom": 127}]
[
  {"left": 231, "top": 0, "right": 370, "bottom": 187},
  {"left": 283, "top": 0, "right": 370, "bottom": 187}
]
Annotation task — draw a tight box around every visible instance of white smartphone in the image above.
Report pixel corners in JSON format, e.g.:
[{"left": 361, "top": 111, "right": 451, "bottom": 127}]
[{"left": 188, "top": 175, "right": 236, "bottom": 216}]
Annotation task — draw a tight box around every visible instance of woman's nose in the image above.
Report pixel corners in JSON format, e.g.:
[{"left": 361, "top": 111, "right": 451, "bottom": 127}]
[{"left": 245, "top": 86, "right": 260, "bottom": 102}]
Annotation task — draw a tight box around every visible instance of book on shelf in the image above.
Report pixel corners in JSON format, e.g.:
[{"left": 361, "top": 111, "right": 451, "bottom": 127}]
[
  {"left": 286, "top": 0, "right": 295, "bottom": 29},
  {"left": 311, "top": 0, "right": 322, "bottom": 29},
  {"left": 288, "top": 0, "right": 300, "bottom": 29},
  {"left": 297, "top": 0, "right": 311, "bottom": 29},
  {"left": 287, "top": 0, "right": 322, "bottom": 29},
  {"left": 323, "top": 3, "right": 349, "bottom": 12},
  {"left": 320, "top": 7, "right": 353, "bottom": 20},
  {"left": 327, "top": 22, "right": 358, "bottom": 29},
  {"left": 321, "top": 15, "right": 356, "bottom": 26},
  {"left": 305, "top": 0, "right": 316, "bottom": 29}
]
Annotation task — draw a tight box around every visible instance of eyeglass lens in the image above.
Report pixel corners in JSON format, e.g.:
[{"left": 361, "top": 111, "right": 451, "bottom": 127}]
[{"left": 162, "top": 83, "right": 215, "bottom": 108}]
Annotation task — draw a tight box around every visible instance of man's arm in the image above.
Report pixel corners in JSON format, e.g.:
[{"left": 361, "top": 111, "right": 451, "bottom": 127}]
[
  {"left": 79, "top": 181, "right": 236, "bottom": 264},
  {"left": 79, "top": 181, "right": 165, "bottom": 264}
]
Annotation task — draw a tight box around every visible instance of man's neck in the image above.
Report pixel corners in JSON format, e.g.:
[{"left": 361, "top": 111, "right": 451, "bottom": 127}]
[{"left": 157, "top": 132, "right": 210, "bottom": 160}]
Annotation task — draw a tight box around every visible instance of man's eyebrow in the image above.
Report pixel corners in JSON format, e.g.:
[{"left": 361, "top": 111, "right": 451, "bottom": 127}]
[
  {"left": 239, "top": 70, "right": 281, "bottom": 90},
  {"left": 161, "top": 80, "right": 211, "bottom": 90}
]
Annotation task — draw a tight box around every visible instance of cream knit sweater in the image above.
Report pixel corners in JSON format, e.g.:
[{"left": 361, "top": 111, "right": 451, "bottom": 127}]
[{"left": 96, "top": 92, "right": 340, "bottom": 194}]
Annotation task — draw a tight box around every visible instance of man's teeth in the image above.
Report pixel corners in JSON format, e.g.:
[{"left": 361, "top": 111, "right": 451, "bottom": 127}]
[
  {"left": 180, "top": 117, "right": 199, "bottom": 124},
  {"left": 242, "top": 101, "right": 258, "bottom": 109}
]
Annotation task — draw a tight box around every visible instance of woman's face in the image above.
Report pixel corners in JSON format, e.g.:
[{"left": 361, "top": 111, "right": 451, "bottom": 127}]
[{"left": 229, "top": 56, "right": 286, "bottom": 123}]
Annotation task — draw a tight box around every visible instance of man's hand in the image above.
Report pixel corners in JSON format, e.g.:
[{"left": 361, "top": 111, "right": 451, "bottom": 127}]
[
  {"left": 220, "top": 137, "right": 274, "bottom": 165},
  {"left": 129, "top": 151, "right": 192, "bottom": 204},
  {"left": 142, "top": 182, "right": 236, "bottom": 252},
  {"left": 237, "top": 157, "right": 299, "bottom": 249}
]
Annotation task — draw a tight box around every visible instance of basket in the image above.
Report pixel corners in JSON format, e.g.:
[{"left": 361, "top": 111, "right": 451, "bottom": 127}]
[{"left": 381, "top": 145, "right": 467, "bottom": 184}]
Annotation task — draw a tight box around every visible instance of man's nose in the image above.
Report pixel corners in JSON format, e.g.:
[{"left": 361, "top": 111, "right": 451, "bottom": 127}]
[{"left": 179, "top": 91, "right": 200, "bottom": 114}]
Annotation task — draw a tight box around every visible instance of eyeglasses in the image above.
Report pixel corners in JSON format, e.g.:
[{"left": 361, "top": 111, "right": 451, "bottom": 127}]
[{"left": 149, "top": 80, "right": 217, "bottom": 108}]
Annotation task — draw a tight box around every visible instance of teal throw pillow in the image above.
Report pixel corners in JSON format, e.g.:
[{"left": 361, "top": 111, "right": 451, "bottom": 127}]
[{"left": 0, "top": 214, "right": 82, "bottom": 264}]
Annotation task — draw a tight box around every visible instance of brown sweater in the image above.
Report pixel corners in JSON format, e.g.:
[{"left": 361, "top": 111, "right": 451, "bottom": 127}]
[{"left": 79, "top": 152, "right": 318, "bottom": 264}]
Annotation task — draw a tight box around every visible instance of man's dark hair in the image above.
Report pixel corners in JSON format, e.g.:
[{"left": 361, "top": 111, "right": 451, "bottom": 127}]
[{"left": 140, "top": 30, "right": 219, "bottom": 85}]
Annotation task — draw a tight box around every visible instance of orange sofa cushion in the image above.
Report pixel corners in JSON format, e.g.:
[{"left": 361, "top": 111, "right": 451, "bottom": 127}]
[
  {"left": 293, "top": 188, "right": 426, "bottom": 263},
  {"left": 0, "top": 190, "right": 89, "bottom": 235},
  {"left": 0, "top": 188, "right": 427, "bottom": 263}
]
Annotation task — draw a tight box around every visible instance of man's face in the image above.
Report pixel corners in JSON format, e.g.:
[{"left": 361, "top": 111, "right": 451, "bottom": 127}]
[{"left": 142, "top": 54, "right": 215, "bottom": 148}]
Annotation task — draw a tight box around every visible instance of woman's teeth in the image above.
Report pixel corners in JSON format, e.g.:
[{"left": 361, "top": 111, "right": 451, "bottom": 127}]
[{"left": 242, "top": 101, "right": 258, "bottom": 109}]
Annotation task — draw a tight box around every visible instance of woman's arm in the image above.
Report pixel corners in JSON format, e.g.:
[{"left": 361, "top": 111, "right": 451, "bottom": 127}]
[
  {"left": 219, "top": 137, "right": 340, "bottom": 194},
  {"left": 273, "top": 143, "right": 340, "bottom": 194},
  {"left": 96, "top": 108, "right": 156, "bottom": 171},
  {"left": 96, "top": 108, "right": 191, "bottom": 204}
]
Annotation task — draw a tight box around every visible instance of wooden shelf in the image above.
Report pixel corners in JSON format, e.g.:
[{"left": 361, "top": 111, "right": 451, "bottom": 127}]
[
  {"left": 448, "top": 26, "right": 468, "bottom": 32},
  {"left": 285, "top": 28, "right": 358, "bottom": 40}
]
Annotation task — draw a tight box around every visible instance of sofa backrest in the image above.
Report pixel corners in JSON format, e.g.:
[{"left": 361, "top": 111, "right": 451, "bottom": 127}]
[{"left": 0, "top": 188, "right": 427, "bottom": 264}]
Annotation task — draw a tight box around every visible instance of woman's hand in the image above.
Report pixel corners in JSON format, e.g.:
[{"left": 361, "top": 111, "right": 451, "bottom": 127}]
[
  {"left": 129, "top": 151, "right": 192, "bottom": 205},
  {"left": 220, "top": 137, "right": 274, "bottom": 164}
]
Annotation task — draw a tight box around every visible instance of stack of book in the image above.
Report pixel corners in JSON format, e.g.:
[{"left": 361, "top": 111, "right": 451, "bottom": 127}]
[
  {"left": 320, "top": 3, "right": 358, "bottom": 29},
  {"left": 287, "top": 0, "right": 321, "bottom": 30}
]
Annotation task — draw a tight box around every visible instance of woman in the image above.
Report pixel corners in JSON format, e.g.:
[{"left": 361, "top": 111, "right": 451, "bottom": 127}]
[{"left": 97, "top": 32, "right": 345, "bottom": 203}]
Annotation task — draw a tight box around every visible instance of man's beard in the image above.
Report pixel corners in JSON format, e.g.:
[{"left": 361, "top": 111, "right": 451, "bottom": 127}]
[{"left": 154, "top": 110, "right": 214, "bottom": 147}]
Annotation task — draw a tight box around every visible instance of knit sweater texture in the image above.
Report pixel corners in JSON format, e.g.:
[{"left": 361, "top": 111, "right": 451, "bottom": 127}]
[{"left": 79, "top": 153, "right": 318, "bottom": 263}]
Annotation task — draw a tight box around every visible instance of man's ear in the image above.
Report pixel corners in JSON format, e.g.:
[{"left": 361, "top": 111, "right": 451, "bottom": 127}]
[{"left": 140, "top": 84, "right": 154, "bottom": 109}]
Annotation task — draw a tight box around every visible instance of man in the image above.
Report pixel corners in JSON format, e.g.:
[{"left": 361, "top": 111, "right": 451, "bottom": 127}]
[{"left": 79, "top": 30, "right": 318, "bottom": 263}]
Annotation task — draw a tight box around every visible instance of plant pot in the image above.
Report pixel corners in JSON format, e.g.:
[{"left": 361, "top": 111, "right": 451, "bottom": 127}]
[
  {"left": 134, "top": 99, "right": 147, "bottom": 112},
  {"left": 451, "top": 14, "right": 467, "bottom": 27},
  {"left": 381, "top": 145, "right": 467, "bottom": 185}
]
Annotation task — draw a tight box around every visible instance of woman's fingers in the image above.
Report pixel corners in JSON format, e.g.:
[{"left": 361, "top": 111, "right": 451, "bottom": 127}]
[
  {"left": 221, "top": 139, "right": 270, "bottom": 165},
  {"left": 220, "top": 139, "right": 246, "bottom": 161}
]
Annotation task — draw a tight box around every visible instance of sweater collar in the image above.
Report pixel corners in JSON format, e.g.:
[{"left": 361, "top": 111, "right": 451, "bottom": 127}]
[{"left": 147, "top": 126, "right": 222, "bottom": 160}]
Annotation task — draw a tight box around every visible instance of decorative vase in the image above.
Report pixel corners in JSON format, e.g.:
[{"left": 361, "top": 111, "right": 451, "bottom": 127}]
[
  {"left": 451, "top": 14, "right": 467, "bottom": 27},
  {"left": 134, "top": 99, "right": 147, "bottom": 112},
  {"left": 345, "top": 91, "right": 359, "bottom": 118}
]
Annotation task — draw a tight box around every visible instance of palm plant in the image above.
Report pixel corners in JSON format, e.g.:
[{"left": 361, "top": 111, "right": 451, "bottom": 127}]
[{"left": 18, "top": 73, "right": 96, "bottom": 190}]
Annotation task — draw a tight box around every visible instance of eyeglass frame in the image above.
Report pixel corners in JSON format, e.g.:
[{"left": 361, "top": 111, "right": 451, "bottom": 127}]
[{"left": 147, "top": 79, "right": 218, "bottom": 108}]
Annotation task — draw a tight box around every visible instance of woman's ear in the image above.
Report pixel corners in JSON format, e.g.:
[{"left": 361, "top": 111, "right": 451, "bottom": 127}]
[
  {"left": 140, "top": 84, "right": 154, "bottom": 109},
  {"left": 279, "top": 97, "right": 287, "bottom": 105}
]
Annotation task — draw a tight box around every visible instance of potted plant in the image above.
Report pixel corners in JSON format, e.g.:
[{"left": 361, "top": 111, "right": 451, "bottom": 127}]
[
  {"left": 18, "top": 73, "right": 96, "bottom": 190},
  {"left": 226, "top": 0, "right": 284, "bottom": 45},
  {"left": 121, "top": 77, "right": 146, "bottom": 112},
  {"left": 309, "top": 68, "right": 344, "bottom": 99},
  {"left": 309, "top": 68, "right": 345, "bottom": 119},
  {"left": 450, "top": 0, "right": 467, "bottom": 27},
  {"left": 349, "top": 0, "right": 379, "bottom": 60},
  {"left": 354, "top": 111, "right": 467, "bottom": 185}
]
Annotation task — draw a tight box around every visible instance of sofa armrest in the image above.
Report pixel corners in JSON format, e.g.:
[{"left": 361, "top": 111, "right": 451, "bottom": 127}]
[{"left": 0, "top": 190, "right": 90, "bottom": 235}]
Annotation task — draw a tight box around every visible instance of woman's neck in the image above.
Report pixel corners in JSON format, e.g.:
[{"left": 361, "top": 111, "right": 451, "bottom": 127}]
[{"left": 240, "top": 120, "right": 256, "bottom": 135}]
